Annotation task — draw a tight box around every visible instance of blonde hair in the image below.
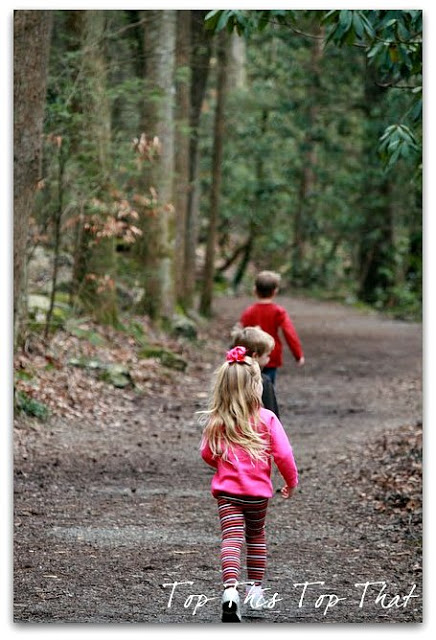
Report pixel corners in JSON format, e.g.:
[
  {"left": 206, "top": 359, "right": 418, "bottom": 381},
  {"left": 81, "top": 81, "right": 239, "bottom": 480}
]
[
  {"left": 255, "top": 270, "right": 281, "bottom": 298},
  {"left": 199, "top": 356, "right": 267, "bottom": 462},
  {"left": 231, "top": 325, "right": 275, "bottom": 357}
]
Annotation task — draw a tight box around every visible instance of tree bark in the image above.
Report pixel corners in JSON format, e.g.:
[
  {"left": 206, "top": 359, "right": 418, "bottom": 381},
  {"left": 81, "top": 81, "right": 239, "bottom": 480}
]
[
  {"left": 14, "top": 10, "right": 53, "bottom": 346},
  {"left": 227, "top": 33, "right": 246, "bottom": 90},
  {"left": 200, "top": 32, "right": 228, "bottom": 316},
  {"left": 174, "top": 11, "right": 191, "bottom": 309},
  {"left": 68, "top": 10, "right": 118, "bottom": 325},
  {"left": 45, "top": 143, "right": 67, "bottom": 339},
  {"left": 292, "top": 28, "right": 323, "bottom": 284},
  {"left": 357, "top": 65, "right": 396, "bottom": 305},
  {"left": 83, "top": 10, "right": 118, "bottom": 325},
  {"left": 184, "top": 10, "right": 212, "bottom": 310},
  {"left": 138, "top": 10, "right": 177, "bottom": 321}
]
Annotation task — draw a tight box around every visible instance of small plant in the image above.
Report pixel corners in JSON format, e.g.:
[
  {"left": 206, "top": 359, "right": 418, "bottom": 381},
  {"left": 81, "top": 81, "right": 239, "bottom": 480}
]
[{"left": 15, "top": 391, "right": 50, "bottom": 421}]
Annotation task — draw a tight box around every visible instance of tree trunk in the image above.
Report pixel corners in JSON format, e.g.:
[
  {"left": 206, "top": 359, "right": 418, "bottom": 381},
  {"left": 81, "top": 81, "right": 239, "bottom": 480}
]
[
  {"left": 45, "top": 144, "right": 67, "bottom": 339},
  {"left": 68, "top": 10, "right": 118, "bottom": 325},
  {"left": 83, "top": 11, "right": 118, "bottom": 325},
  {"left": 232, "top": 226, "right": 255, "bottom": 292},
  {"left": 357, "top": 65, "right": 396, "bottom": 305},
  {"left": 184, "top": 10, "right": 212, "bottom": 310},
  {"left": 358, "top": 181, "right": 395, "bottom": 304},
  {"left": 200, "top": 32, "right": 228, "bottom": 316},
  {"left": 14, "top": 10, "right": 53, "bottom": 346},
  {"left": 292, "top": 28, "right": 323, "bottom": 284},
  {"left": 227, "top": 32, "right": 246, "bottom": 90},
  {"left": 137, "top": 10, "right": 176, "bottom": 321},
  {"left": 174, "top": 11, "right": 191, "bottom": 309}
]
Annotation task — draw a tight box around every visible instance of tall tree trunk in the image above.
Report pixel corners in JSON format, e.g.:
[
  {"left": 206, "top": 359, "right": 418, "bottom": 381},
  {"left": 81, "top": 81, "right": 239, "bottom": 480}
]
[
  {"left": 232, "top": 225, "right": 255, "bottom": 291},
  {"left": 174, "top": 11, "right": 191, "bottom": 309},
  {"left": 184, "top": 10, "right": 212, "bottom": 310},
  {"left": 227, "top": 33, "right": 246, "bottom": 90},
  {"left": 14, "top": 10, "right": 53, "bottom": 346},
  {"left": 83, "top": 10, "right": 117, "bottom": 325},
  {"left": 357, "top": 65, "right": 396, "bottom": 305},
  {"left": 45, "top": 143, "right": 67, "bottom": 339},
  {"left": 405, "top": 191, "right": 422, "bottom": 298},
  {"left": 137, "top": 10, "right": 176, "bottom": 322},
  {"left": 200, "top": 32, "right": 228, "bottom": 316},
  {"left": 292, "top": 28, "right": 323, "bottom": 284},
  {"left": 69, "top": 10, "right": 117, "bottom": 324},
  {"left": 358, "top": 181, "right": 395, "bottom": 304}
]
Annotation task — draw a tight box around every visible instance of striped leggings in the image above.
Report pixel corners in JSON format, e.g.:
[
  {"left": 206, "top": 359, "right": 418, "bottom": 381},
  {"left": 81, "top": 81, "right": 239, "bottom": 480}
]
[{"left": 217, "top": 495, "right": 269, "bottom": 587}]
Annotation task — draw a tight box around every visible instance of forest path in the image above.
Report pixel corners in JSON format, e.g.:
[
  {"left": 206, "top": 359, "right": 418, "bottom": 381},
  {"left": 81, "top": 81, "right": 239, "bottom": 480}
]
[{"left": 13, "top": 294, "right": 422, "bottom": 624}]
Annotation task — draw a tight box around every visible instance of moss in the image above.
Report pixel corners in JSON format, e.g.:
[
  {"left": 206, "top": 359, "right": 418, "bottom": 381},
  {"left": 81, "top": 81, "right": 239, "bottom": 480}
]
[{"left": 139, "top": 346, "right": 187, "bottom": 371}]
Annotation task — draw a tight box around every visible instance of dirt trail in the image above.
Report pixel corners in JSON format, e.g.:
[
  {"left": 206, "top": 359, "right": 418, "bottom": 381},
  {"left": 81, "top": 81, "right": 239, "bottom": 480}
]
[{"left": 13, "top": 295, "right": 422, "bottom": 624}]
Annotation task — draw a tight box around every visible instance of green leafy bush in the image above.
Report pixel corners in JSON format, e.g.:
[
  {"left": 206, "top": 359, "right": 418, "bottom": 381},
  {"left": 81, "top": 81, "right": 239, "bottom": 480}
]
[{"left": 16, "top": 391, "right": 50, "bottom": 421}]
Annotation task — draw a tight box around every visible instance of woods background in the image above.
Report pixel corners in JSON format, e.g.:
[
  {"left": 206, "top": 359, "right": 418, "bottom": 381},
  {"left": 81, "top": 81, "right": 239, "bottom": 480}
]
[
  {"left": 9, "top": 9, "right": 425, "bottom": 626},
  {"left": 13, "top": 8, "right": 422, "bottom": 376}
]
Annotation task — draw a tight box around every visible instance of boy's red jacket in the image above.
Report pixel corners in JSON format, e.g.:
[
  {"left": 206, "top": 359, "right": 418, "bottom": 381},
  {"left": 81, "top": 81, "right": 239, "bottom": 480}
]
[{"left": 240, "top": 302, "right": 303, "bottom": 368}]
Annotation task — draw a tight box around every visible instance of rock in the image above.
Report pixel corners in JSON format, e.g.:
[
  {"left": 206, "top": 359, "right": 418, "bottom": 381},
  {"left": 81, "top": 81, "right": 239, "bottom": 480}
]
[
  {"left": 139, "top": 346, "right": 187, "bottom": 371},
  {"left": 98, "top": 364, "right": 132, "bottom": 388},
  {"left": 170, "top": 314, "right": 198, "bottom": 340},
  {"left": 28, "top": 294, "right": 51, "bottom": 311}
]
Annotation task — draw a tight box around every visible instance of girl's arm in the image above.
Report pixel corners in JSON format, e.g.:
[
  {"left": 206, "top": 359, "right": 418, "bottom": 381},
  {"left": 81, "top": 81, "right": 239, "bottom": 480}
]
[
  {"left": 200, "top": 439, "right": 218, "bottom": 468},
  {"left": 268, "top": 412, "right": 299, "bottom": 489},
  {"left": 281, "top": 485, "right": 296, "bottom": 499}
]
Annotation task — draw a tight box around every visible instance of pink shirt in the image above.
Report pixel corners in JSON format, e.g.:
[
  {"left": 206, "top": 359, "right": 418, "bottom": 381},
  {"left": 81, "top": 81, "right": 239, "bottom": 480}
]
[{"left": 200, "top": 408, "right": 298, "bottom": 498}]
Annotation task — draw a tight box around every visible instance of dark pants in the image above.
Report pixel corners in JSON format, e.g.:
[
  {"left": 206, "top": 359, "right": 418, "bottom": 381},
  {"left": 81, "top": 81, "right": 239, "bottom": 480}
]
[{"left": 262, "top": 367, "right": 277, "bottom": 385}]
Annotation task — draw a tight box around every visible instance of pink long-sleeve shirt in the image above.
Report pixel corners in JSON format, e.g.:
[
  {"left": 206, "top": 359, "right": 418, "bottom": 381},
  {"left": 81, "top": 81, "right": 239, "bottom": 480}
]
[{"left": 201, "top": 408, "right": 298, "bottom": 498}]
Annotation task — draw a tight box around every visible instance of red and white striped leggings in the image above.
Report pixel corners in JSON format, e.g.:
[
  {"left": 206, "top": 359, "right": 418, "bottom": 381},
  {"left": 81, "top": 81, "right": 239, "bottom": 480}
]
[{"left": 217, "top": 495, "right": 269, "bottom": 587}]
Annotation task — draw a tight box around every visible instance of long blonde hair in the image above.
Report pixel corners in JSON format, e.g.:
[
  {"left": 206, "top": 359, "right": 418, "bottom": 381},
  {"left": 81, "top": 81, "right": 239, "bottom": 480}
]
[{"left": 199, "top": 350, "right": 267, "bottom": 461}]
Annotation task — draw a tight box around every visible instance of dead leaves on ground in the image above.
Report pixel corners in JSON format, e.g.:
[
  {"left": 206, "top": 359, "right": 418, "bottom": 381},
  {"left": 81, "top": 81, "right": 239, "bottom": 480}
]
[
  {"left": 13, "top": 317, "right": 193, "bottom": 425},
  {"left": 345, "top": 422, "right": 422, "bottom": 540}
]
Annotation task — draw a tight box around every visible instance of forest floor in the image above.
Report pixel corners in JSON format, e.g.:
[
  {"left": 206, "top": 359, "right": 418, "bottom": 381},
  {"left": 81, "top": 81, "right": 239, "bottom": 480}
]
[{"left": 13, "top": 294, "right": 423, "bottom": 626}]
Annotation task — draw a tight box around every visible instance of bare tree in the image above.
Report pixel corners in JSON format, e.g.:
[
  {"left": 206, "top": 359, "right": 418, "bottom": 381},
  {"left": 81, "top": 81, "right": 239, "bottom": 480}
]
[
  {"left": 174, "top": 11, "right": 191, "bottom": 308},
  {"left": 200, "top": 32, "right": 229, "bottom": 316},
  {"left": 137, "top": 10, "right": 176, "bottom": 321},
  {"left": 14, "top": 10, "right": 53, "bottom": 345},
  {"left": 184, "top": 10, "right": 212, "bottom": 310}
]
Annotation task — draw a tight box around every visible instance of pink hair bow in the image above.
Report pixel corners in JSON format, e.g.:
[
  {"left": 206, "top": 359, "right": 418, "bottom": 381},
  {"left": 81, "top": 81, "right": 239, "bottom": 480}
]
[{"left": 226, "top": 346, "right": 247, "bottom": 362}]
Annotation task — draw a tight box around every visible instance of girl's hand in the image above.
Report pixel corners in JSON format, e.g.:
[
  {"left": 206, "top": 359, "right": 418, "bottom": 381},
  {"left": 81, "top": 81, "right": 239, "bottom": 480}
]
[{"left": 281, "top": 485, "right": 295, "bottom": 499}]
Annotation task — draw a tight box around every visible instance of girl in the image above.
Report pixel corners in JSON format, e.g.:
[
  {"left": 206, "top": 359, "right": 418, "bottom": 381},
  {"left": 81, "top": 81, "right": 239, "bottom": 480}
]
[
  {"left": 200, "top": 346, "right": 299, "bottom": 622},
  {"left": 230, "top": 325, "right": 280, "bottom": 418}
]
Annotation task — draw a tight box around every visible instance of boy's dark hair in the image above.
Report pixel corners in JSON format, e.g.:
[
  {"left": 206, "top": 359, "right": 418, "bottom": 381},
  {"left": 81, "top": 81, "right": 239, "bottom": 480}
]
[{"left": 255, "top": 270, "right": 281, "bottom": 298}]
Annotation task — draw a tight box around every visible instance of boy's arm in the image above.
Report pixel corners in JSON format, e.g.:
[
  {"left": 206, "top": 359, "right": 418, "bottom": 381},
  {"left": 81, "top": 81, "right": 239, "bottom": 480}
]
[{"left": 279, "top": 309, "right": 304, "bottom": 362}]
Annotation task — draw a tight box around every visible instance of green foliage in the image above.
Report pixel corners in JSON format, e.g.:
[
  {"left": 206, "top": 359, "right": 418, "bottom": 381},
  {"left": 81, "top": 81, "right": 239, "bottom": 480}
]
[
  {"left": 33, "top": 9, "right": 421, "bottom": 330},
  {"left": 378, "top": 124, "right": 420, "bottom": 171},
  {"left": 138, "top": 346, "right": 187, "bottom": 371},
  {"left": 205, "top": 9, "right": 422, "bottom": 176},
  {"left": 323, "top": 10, "right": 422, "bottom": 80},
  {"left": 205, "top": 10, "right": 294, "bottom": 37},
  {"left": 16, "top": 391, "right": 50, "bottom": 421},
  {"left": 199, "top": 10, "right": 421, "bottom": 315},
  {"left": 322, "top": 10, "right": 422, "bottom": 172}
]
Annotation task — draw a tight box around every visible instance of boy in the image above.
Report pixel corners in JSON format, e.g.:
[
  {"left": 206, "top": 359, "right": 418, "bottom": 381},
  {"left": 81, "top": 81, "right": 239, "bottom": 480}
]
[
  {"left": 231, "top": 325, "right": 280, "bottom": 419},
  {"left": 239, "top": 270, "right": 304, "bottom": 384}
]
